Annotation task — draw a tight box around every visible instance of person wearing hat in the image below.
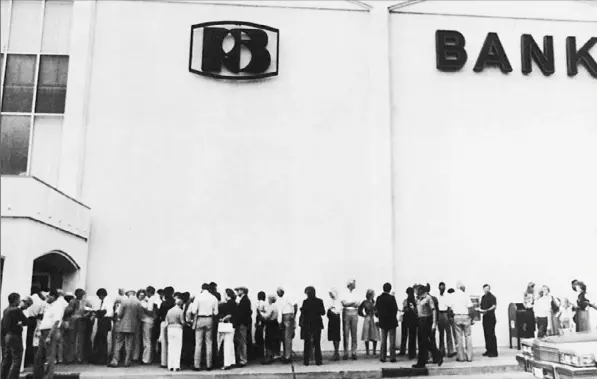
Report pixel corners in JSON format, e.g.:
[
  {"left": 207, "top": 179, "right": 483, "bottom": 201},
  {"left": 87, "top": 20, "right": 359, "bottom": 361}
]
[
  {"left": 233, "top": 287, "right": 252, "bottom": 367},
  {"left": 276, "top": 287, "right": 297, "bottom": 363},
  {"left": 108, "top": 289, "right": 143, "bottom": 367}
]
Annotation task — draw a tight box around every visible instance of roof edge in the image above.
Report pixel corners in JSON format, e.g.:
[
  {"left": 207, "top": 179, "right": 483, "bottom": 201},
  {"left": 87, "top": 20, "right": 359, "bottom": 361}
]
[
  {"left": 159, "top": 0, "right": 371, "bottom": 12},
  {"left": 389, "top": 0, "right": 597, "bottom": 12}
]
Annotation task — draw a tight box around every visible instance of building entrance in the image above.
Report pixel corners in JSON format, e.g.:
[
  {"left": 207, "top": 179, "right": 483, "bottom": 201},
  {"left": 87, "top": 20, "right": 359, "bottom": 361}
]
[{"left": 31, "top": 251, "right": 79, "bottom": 292}]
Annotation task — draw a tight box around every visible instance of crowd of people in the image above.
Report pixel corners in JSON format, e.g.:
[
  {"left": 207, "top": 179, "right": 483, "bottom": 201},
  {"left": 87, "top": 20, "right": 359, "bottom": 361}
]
[
  {"left": 519, "top": 279, "right": 596, "bottom": 339},
  {"left": 1, "top": 278, "right": 595, "bottom": 379}
]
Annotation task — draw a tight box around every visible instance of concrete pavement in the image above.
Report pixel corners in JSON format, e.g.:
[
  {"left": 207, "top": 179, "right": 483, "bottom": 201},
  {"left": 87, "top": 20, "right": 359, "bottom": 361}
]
[{"left": 20, "top": 348, "right": 522, "bottom": 378}]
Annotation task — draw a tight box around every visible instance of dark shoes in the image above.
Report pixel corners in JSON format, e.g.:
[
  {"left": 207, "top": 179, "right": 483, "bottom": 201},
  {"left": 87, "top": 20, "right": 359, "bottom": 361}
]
[
  {"left": 352, "top": 354, "right": 357, "bottom": 361},
  {"left": 412, "top": 364, "right": 426, "bottom": 369},
  {"left": 332, "top": 353, "right": 340, "bottom": 361},
  {"left": 380, "top": 359, "right": 387, "bottom": 363},
  {"left": 390, "top": 359, "right": 397, "bottom": 363},
  {"left": 448, "top": 353, "right": 457, "bottom": 358}
]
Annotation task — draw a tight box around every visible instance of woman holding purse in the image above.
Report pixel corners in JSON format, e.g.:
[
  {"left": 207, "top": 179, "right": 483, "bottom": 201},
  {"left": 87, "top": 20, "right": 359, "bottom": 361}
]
[{"left": 358, "top": 289, "right": 380, "bottom": 357}]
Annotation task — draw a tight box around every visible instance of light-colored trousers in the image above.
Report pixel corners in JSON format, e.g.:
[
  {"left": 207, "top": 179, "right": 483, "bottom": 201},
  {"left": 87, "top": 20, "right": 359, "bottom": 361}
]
[
  {"left": 167, "top": 326, "right": 182, "bottom": 370},
  {"left": 217, "top": 328, "right": 236, "bottom": 368},
  {"left": 159, "top": 322, "right": 168, "bottom": 367},
  {"left": 342, "top": 310, "right": 358, "bottom": 356},
  {"left": 194, "top": 318, "right": 213, "bottom": 369},
  {"left": 141, "top": 320, "right": 154, "bottom": 364},
  {"left": 281, "top": 314, "right": 295, "bottom": 359},
  {"left": 453, "top": 315, "right": 473, "bottom": 362}
]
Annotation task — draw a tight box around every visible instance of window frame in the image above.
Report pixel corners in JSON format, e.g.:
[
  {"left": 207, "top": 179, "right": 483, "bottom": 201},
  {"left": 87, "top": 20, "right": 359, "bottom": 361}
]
[{"left": 0, "top": 0, "right": 67, "bottom": 176}]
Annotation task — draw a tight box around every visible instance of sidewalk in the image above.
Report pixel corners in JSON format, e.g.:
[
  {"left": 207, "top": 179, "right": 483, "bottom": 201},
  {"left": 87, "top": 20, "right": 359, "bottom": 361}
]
[{"left": 20, "top": 348, "right": 521, "bottom": 378}]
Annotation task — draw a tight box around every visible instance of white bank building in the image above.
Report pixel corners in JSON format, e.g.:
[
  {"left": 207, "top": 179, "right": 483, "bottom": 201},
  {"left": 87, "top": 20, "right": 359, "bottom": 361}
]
[{"left": 1, "top": 0, "right": 596, "bottom": 350}]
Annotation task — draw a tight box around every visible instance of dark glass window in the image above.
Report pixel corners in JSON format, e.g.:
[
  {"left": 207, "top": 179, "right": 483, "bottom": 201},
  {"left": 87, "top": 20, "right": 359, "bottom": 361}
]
[
  {"left": 0, "top": 115, "right": 31, "bottom": 175},
  {"left": 1, "top": 54, "right": 36, "bottom": 113},
  {"left": 35, "top": 55, "right": 69, "bottom": 114}
]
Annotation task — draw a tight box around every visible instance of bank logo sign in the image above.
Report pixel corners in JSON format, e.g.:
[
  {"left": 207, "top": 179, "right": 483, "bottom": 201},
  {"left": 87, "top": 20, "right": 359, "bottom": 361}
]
[{"left": 189, "top": 21, "right": 279, "bottom": 80}]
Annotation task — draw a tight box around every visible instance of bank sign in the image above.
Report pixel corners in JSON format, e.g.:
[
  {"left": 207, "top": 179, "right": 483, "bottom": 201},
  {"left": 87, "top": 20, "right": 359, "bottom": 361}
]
[
  {"left": 189, "top": 21, "right": 279, "bottom": 80},
  {"left": 435, "top": 30, "right": 597, "bottom": 78}
]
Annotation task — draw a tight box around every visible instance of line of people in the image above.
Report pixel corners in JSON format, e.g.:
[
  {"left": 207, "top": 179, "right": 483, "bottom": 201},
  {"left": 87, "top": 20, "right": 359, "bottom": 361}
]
[{"left": 2, "top": 278, "right": 505, "bottom": 378}]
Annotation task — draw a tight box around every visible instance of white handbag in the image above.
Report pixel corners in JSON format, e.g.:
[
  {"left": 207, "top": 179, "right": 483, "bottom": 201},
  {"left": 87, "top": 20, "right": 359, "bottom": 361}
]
[{"left": 219, "top": 322, "right": 234, "bottom": 333}]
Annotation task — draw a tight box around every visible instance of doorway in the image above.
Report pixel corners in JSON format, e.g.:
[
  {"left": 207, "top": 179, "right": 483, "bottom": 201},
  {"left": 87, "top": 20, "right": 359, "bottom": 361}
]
[{"left": 31, "top": 251, "right": 79, "bottom": 292}]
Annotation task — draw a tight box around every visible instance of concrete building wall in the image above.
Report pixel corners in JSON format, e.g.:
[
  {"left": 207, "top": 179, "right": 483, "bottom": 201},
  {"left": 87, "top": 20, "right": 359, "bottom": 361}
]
[
  {"left": 389, "top": 1, "right": 597, "bottom": 347},
  {"left": 81, "top": 2, "right": 394, "bottom": 326}
]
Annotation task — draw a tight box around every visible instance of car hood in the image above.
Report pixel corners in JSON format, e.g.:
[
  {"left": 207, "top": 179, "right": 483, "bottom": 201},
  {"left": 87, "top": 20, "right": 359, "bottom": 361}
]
[{"left": 557, "top": 341, "right": 597, "bottom": 356}]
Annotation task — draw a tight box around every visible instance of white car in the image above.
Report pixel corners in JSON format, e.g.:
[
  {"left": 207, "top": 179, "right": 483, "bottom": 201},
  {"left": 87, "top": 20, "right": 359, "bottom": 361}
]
[{"left": 516, "top": 331, "right": 597, "bottom": 379}]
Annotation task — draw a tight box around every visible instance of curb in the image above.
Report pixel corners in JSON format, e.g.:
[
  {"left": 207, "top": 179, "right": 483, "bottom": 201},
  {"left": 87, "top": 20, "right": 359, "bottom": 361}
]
[{"left": 382, "top": 363, "right": 520, "bottom": 377}]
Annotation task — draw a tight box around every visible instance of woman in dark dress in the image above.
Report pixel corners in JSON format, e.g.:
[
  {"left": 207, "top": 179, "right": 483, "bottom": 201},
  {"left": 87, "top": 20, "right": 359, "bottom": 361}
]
[
  {"left": 300, "top": 286, "right": 326, "bottom": 366},
  {"left": 327, "top": 289, "right": 342, "bottom": 361},
  {"left": 399, "top": 287, "right": 417, "bottom": 359},
  {"left": 575, "top": 281, "right": 597, "bottom": 332}
]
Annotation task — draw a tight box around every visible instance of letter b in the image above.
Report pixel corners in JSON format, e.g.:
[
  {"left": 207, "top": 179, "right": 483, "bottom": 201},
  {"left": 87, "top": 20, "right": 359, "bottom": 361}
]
[
  {"left": 436, "top": 30, "right": 468, "bottom": 72},
  {"left": 202, "top": 27, "right": 271, "bottom": 74}
]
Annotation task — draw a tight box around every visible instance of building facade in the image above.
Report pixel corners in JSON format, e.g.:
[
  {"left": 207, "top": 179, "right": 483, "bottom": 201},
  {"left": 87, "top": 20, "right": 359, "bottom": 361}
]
[{"left": 1, "top": 0, "right": 596, "bottom": 350}]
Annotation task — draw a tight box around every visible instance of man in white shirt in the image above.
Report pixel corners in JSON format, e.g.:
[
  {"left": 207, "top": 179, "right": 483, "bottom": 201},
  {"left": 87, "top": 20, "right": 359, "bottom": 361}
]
[
  {"left": 53, "top": 290, "right": 69, "bottom": 364},
  {"left": 437, "top": 282, "right": 455, "bottom": 358},
  {"left": 276, "top": 288, "right": 297, "bottom": 363},
  {"left": 189, "top": 284, "right": 219, "bottom": 371},
  {"left": 92, "top": 288, "right": 114, "bottom": 365},
  {"left": 449, "top": 282, "right": 474, "bottom": 362},
  {"left": 341, "top": 279, "right": 360, "bottom": 360},
  {"left": 24, "top": 288, "right": 46, "bottom": 366},
  {"left": 32, "top": 291, "right": 65, "bottom": 379}
]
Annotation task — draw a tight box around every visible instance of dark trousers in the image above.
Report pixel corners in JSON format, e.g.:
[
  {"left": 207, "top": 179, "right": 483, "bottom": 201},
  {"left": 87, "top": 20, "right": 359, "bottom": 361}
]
[
  {"left": 303, "top": 329, "right": 322, "bottom": 365},
  {"left": 400, "top": 317, "right": 417, "bottom": 358},
  {"left": 92, "top": 319, "right": 110, "bottom": 365},
  {"left": 182, "top": 325, "right": 195, "bottom": 366},
  {"left": 483, "top": 315, "right": 497, "bottom": 355},
  {"left": 33, "top": 330, "right": 57, "bottom": 379},
  {"left": 2, "top": 333, "right": 24, "bottom": 379},
  {"left": 536, "top": 317, "right": 548, "bottom": 338},
  {"left": 417, "top": 317, "right": 441, "bottom": 367},
  {"left": 380, "top": 328, "right": 396, "bottom": 361},
  {"left": 25, "top": 316, "right": 37, "bottom": 366}
]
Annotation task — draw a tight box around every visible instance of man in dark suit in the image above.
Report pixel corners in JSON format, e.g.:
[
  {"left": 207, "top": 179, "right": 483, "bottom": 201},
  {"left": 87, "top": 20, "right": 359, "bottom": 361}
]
[
  {"left": 300, "top": 286, "right": 325, "bottom": 366},
  {"left": 375, "top": 283, "right": 398, "bottom": 363},
  {"left": 479, "top": 284, "right": 498, "bottom": 358},
  {"left": 233, "top": 287, "right": 252, "bottom": 368},
  {"left": 109, "top": 290, "right": 142, "bottom": 367}
]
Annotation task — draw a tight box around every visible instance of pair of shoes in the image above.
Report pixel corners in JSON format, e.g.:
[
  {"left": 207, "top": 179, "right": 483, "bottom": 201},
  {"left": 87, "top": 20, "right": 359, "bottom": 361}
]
[
  {"left": 412, "top": 364, "right": 426, "bottom": 369},
  {"left": 482, "top": 352, "right": 489, "bottom": 357},
  {"left": 456, "top": 359, "right": 465, "bottom": 362},
  {"left": 352, "top": 354, "right": 357, "bottom": 361},
  {"left": 448, "top": 353, "right": 457, "bottom": 358},
  {"left": 487, "top": 354, "right": 499, "bottom": 358},
  {"left": 380, "top": 359, "right": 387, "bottom": 363},
  {"left": 192, "top": 367, "right": 201, "bottom": 371},
  {"left": 107, "top": 364, "right": 118, "bottom": 368},
  {"left": 436, "top": 357, "right": 443, "bottom": 367},
  {"left": 316, "top": 362, "right": 322, "bottom": 366},
  {"left": 390, "top": 359, "right": 397, "bottom": 363}
]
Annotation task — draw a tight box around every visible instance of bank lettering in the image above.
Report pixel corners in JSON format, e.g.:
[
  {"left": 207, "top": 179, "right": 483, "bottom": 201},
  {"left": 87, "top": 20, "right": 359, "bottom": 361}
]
[{"left": 436, "top": 30, "right": 597, "bottom": 78}]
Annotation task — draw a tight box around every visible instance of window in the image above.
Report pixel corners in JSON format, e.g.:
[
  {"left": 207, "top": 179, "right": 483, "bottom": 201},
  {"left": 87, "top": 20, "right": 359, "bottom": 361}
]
[
  {"left": 2, "top": 54, "right": 36, "bottom": 112},
  {"left": 0, "top": 0, "right": 72, "bottom": 179},
  {"left": 0, "top": 115, "right": 30, "bottom": 175},
  {"left": 36, "top": 55, "right": 68, "bottom": 113}
]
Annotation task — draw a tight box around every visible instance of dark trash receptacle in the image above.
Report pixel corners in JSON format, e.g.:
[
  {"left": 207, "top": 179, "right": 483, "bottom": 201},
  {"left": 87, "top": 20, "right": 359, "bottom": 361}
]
[{"left": 509, "top": 302, "right": 535, "bottom": 349}]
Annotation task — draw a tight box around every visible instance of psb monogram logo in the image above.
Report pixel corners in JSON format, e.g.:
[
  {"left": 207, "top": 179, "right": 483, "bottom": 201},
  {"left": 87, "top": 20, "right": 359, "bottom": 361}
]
[{"left": 189, "top": 21, "right": 279, "bottom": 80}]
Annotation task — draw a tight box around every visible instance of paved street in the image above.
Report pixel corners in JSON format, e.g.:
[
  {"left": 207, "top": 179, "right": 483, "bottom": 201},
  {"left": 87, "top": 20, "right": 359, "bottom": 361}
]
[{"left": 427, "top": 374, "right": 529, "bottom": 379}]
